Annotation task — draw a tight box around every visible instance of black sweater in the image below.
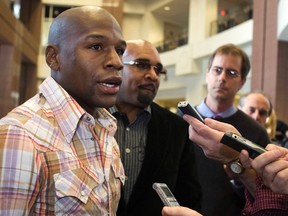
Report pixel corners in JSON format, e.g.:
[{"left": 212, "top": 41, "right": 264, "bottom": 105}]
[{"left": 195, "top": 109, "right": 270, "bottom": 216}]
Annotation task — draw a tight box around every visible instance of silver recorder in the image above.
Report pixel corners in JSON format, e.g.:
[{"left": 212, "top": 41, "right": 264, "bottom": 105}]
[{"left": 152, "top": 183, "right": 180, "bottom": 207}]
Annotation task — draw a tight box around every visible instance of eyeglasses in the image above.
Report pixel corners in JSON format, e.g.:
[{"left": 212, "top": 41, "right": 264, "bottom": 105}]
[
  {"left": 210, "top": 67, "right": 240, "bottom": 79},
  {"left": 123, "top": 60, "right": 167, "bottom": 76}
]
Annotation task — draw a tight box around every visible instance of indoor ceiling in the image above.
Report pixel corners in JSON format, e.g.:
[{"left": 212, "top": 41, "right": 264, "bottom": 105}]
[
  {"left": 125, "top": 0, "right": 253, "bottom": 27},
  {"left": 152, "top": 0, "right": 190, "bottom": 27}
]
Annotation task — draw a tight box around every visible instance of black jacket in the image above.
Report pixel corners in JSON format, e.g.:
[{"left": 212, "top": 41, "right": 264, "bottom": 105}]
[{"left": 116, "top": 102, "right": 201, "bottom": 216}]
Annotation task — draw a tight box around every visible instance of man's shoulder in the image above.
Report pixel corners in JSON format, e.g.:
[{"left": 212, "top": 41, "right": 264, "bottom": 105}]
[
  {"left": 0, "top": 96, "right": 56, "bottom": 136},
  {"left": 224, "top": 110, "right": 266, "bottom": 132},
  {"left": 232, "top": 110, "right": 264, "bottom": 127},
  {"left": 224, "top": 109, "right": 270, "bottom": 146},
  {"left": 150, "top": 102, "right": 184, "bottom": 122},
  {"left": 0, "top": 96, "right": 39, "bottom": 126}
]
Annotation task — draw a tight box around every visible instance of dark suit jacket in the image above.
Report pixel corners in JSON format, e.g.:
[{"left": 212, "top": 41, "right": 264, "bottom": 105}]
[{"left": 116, "top": 102, "right": 201, "bottom": 216}]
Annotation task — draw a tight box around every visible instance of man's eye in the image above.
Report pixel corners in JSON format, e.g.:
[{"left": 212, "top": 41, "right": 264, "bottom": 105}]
[
  {"left": 137, "top": 62, "right": 150, "bottom": 70},
  {"left": 228, "top": 70, "right": 237, "bottom": 75},
  {"left": 90, "top": 44, "right": 102, "bottom": 51},
  {"left": 215, "top": 67, "right": 222, "bottom": 72},
  {"left": 248, "top": 107, "right": 256, "bottom": 113},
  {"left": 115, "top": 48, "right": 125, "bottom": 56},
  {"left": 259, "top": 110, "right": 268, "bottom": 116}
]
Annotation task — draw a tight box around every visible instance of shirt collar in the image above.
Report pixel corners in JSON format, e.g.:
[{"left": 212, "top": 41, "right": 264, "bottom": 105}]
[
  {"left": 196, "top": 98, "right": 237, "bottom": 118},
  {"left": 109, "top": 105, "right": 152, "bottom": 116},
  {"left": 38, "top": 77, "right": 86, "bottom": 143}
]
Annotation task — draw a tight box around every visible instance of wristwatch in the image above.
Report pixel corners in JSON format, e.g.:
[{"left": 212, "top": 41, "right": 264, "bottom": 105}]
[{"left": 228, "top": 159, "right": 244, "bottom": 174}]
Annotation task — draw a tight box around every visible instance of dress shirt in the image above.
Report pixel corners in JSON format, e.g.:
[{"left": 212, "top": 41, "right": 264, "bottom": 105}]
[
  {"left": 0, "top": 76, "right": 125, "bottom": 215},
  {"left": 110, "top": 106, "right": 151, "bottom": 203},
  {"left": 196, "top": 98, "right": 237, "bottom": 118}
]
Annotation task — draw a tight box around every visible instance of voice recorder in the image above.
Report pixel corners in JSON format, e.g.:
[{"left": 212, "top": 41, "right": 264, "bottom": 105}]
[{"left": 152, "top": 183, "right": 180, "bottom": 207}]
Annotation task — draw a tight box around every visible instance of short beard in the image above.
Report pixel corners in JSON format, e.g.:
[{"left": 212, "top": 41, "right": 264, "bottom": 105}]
[{"left": 137, "top": 93, "right": 155, "bottom": 106}]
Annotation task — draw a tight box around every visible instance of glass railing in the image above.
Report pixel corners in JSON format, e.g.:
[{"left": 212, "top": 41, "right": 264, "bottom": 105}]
[
  {"left": 156, "top": 8, "right": 252, "bottom": 53},
  {"left": 155, "top": 33, "right": 188, "bottom": 53},
  {"left": 210, "top": 7, "right": 253, "bottom": 35}
]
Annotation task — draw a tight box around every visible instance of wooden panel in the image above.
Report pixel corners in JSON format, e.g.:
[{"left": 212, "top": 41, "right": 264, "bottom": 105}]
[
  {"left": 262, "top": 0, "right": 278, "bottom": 105},
  {"left": 0, "top": 45, "right": 18, "bottom": 118},
  {"left": 251, "top": 0, "right": 266, "bottom": 89},
  {"left": 276, "top": 41, "right": 288, "bottom": 121},
  {"left": 102, "top": 0, "right": 123, "bottom": 27},
  {"left": 0, "top": 0, "right": 41, "bottom": 117},
  {"left": 252, "top": 0, "right": 288, "bottom": 122}
]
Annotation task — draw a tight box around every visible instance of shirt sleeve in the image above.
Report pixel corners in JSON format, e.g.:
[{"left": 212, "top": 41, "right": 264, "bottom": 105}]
[
  {"left": 242, "top": 176, "right": 288, "bottom": 216},
  {"left": 0, "top": 124, "right": 40, "bottom": 214}
]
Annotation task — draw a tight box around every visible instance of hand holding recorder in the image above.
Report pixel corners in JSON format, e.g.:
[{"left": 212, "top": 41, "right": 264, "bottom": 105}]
[
  {"left": 153, "top": 183, "right": 180, "bottom": 207},
  {"left": 177, "top": 101, "right": 204, "bottom": 123},
  {"left": 183, "top": 110, "right": 266, "bottom": 163},
  {"left": 251, "top": 144, "right": 288, "bottom": 194}
]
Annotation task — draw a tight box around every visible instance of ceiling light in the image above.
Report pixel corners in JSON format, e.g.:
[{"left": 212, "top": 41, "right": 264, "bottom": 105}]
[{"left": 164, "top": 6, "right": 170, "bottom": 11}]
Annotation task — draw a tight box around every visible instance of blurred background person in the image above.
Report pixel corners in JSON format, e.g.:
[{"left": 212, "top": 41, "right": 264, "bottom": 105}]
[
  {"left": 238, "top": 91, "right": 288, "bottom": 147},
  {"left": 265, "top": 108, "right": 278, "bottom": 142},
  {"left": 275, "top": 119, "right": 288, "bottom": 148},
  {"left": 238, "top": 91, "right": 271, "bottom": 127}
]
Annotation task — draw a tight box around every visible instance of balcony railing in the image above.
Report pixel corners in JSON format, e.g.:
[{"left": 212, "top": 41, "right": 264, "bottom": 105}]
[
  {"left": 155, "top": 33, "right": 188, "bottom": 53},
  {"left": 155, "top": 7, "right": 252, "bottom": 53}
]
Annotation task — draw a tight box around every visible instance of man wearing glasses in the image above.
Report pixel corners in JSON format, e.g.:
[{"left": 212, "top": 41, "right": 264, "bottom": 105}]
[
  {"left": 193, "top": 44, "right": 270, "bottom": 216},
  {"left": 109, "top": 39, "right": 201, "bottom": 216}
]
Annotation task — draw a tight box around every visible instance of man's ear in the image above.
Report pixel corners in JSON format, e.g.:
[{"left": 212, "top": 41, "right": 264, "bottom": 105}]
[{"left": 46, "top": 45, "right": 59, "bottom": 71}]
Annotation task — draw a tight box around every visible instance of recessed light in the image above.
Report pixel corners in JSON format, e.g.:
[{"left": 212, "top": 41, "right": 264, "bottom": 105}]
[{"left": 164, "top": 6, "right": 170, "bottom": 11}]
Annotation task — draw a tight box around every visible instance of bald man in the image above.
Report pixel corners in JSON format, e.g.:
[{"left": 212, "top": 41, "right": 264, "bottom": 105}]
[
  {"left": 0, "top": 6, "right": 126, "bottom": 215},
  {"left": 238, "top": 91, "right": 271, "bottom": 126},
  {"left": 109, "top": 40, "right": 201, "bottom": 216}
]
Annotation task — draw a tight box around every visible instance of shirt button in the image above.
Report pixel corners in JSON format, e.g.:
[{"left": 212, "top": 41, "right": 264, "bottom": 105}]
[
  {"left": 126, "top": 127, "right": 130, "bottom": 132},
  {"left": 86, "top": 116, "right": 91, "bottom": 121},
  {"left": 125, "top": 148, "right": 131, "bottom": 153},
  {"left": 81, "top": 191, "right": 85, "bottom": 197}
]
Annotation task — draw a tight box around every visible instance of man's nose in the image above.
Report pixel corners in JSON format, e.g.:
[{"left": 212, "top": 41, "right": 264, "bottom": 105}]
[
  {"left": 217, "top": 70, "right": 228, "bottom": 80},
  {"left": 251, "top": 111, "right": 258, "bottom": 118},
  {"left": 252, "top": 110, "right": 262, "bottom": 121},
  {"left": 145, "top": 67, "right": 159, "bottom": 80},
  {"left": 106, "top": 49, "right": 123, "bottom": 70}
]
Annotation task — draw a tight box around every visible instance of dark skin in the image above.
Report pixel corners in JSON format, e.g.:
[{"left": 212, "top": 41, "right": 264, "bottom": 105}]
[
  {"left": 45, "top": 6, "right": 127, "bottom": 115},
  {"left": 115, "top": 40, "right": 162, "bottom": 123}
]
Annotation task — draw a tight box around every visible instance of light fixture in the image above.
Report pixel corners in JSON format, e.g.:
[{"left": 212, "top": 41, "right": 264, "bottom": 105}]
[{"left": 164, "top": 6, "right": 170, "bottom": 11}]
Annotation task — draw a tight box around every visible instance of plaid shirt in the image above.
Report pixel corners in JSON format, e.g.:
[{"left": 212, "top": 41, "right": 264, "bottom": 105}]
[
  {"left": 0, "top": 77, "right": 125, "bottom": 215},
  {"left": 243, "top": 176, "right": 288, "bottom": 215}
]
